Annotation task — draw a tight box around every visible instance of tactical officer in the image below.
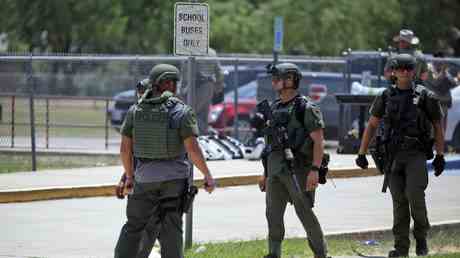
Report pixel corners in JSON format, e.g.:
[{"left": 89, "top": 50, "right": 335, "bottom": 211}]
[
  {"left": 356, "top": 54, "right": 446, "bottom": 257},
  {"left": 114, "top": 79, "right": 162, "bottom": 258},
  {"left": 425, "top": 54, "right": 459, "bottom": 131},
  {"left": 257, "top": 63, "right": 329, "bottom": 258},
  {"left": 114, "top": 64, "right": 216, "bottom": 258},
  {"left": 193, "top": 48, "right": 224, "bottom": 134},
  {"left": 385, "top": 29, "right": 428, "bottom": 84}
]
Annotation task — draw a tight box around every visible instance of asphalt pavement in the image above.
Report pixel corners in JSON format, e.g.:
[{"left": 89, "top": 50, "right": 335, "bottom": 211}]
[{"left": 1, "top": 171, "right": 460, "bottom": 258}]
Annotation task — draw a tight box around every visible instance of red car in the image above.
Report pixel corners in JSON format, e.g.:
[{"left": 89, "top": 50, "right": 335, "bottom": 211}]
[{"left": 208, "top": 81, "right": 257, "bottom": 135}]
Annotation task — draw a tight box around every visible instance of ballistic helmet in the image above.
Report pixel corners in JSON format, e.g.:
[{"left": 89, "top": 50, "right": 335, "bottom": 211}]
[
  {"left": 389, "top": 54, "right": 416, "bottom": 70},
  {"left": 146, "top": 64, "right": 180, "bottom": 86},
  {"left": 267, "top": 62, "right": 302, "bottom": 88}
]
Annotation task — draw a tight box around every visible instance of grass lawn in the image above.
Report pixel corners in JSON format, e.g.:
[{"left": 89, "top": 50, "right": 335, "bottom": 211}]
[
  {"left": 0, "top": 97, "right": 115, "bottom": 138},
  {"left": 0, "top": 153, "right": 120, "bottom": 173},
  {"left": 184, "top": 225, "right": 460, "bottom": 258}
]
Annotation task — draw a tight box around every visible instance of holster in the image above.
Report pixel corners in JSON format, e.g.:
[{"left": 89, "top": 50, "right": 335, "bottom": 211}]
[
  {"left": 318, "top": 153, "right": 330, "bottom": 185},
  {"left": 381, "top": 142, "right": 395, "bottom": 193},
  {"left": 181, "top": 184, "right": 198, "bottom": 213}
]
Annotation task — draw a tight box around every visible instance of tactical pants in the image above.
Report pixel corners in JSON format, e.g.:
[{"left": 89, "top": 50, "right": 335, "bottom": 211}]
[
  {"left": 114, "top": 179, "right": 186, "bottom": 258},
  {"left": 266, "top": 172, "right": 327, "bottom": 258},
  {"left": 389, "top": 150, "right": 430, "bottom": 254}
]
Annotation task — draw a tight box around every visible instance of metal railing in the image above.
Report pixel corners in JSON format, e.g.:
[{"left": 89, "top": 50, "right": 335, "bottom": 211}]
[{"left": 0, "top": 93, "right": 113, "bottom": 150}]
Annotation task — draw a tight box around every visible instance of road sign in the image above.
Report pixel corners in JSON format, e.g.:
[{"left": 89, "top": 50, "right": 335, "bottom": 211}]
[
  {"left": 174, "top": 2, "right": 209, "bottom": 56},
  {"left": 273, "top": 16, "right": 283, "bottom": 52}
]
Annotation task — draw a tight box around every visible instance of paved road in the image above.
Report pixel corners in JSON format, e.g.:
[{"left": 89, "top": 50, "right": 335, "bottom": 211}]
[{"left": 2, "top": 171, "right": 459, "bottom": 258}]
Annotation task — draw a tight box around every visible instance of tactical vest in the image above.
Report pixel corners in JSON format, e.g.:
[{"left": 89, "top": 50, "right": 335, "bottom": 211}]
[
  {"left": 132, "top": 92, "right": 186, "bottom": 160},
  {"left": 381, "top": 84, "right": 432, "bottom": 142},
  {"left": 266, "top": 95, "right": 311, "bottom": 154}
]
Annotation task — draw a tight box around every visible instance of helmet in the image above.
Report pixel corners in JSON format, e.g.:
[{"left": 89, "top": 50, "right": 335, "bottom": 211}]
[
  {"left": 267, "top": 62, "right": 302, "bottom": 88},
  {"left": 389, "top": 54, "right": 416, "bottom": 70},
  {"left": 148, "top": 64, "right": 180, "bottom": 86}
]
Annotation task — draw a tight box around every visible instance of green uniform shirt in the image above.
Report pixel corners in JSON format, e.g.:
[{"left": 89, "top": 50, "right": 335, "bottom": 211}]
[{"left": 267, "top": 96, "right": 325, "bottom": 177}]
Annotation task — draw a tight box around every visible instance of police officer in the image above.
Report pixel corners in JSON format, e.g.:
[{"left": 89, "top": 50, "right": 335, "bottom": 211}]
[
  {"left": 114, "top": 64, "right": 216, "bottom": 258},
  {"left": 385, "top": 29, "right": 429, "bottom": 84},
  {"left": 258, "top": 63, "right": 329, "bottom": 258},
  {"left": 194, "top": 48, "right": 224, "bottom": 134},
  {"left": 425, "top": 53, "right": 459, "bottom": 132},
  {"left": 356, "top": 54, "right": 446, "bottom": 257},
  {"left": 114, "top": 78, "right": 162, "bottom": 258}
]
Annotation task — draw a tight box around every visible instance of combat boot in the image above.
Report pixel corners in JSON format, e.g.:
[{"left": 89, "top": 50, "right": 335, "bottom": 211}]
[
  {"left": 263, "top": 254, "right": 279, "bottom": 258},
  {"left": 416, "top": 239, "right": 429, "bottom": 256},
  {"left": 388, "top": 249, "right": 409, "bottom": 257}
]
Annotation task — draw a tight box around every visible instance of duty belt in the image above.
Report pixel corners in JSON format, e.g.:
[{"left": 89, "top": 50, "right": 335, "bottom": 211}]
[
  {"left": 398, "top": 136, "right": 423, "bottom": 151},
  {"left": 137, "top": 156, "right": 181, "bottom": 162}
]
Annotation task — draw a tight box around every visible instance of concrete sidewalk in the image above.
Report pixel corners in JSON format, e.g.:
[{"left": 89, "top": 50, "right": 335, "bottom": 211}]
[{"left": 0, "top": 152, "right": 368, "bottom": 191}]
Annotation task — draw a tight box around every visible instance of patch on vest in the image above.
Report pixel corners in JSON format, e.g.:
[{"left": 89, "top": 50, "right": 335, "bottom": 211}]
[
  {"left": 135, "top": 111, "right": 167, "bottom": 122},
  {"left": 311, "top": 107, "right": 322, "bottom": 120}
]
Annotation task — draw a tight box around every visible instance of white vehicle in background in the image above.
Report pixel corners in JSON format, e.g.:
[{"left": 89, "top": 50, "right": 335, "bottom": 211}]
[{"left": 446, "top": 86, "right": 460, "bottom": 152}]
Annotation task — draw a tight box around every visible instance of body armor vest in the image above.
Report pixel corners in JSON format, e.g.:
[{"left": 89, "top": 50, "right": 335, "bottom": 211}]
[
  {"left": 133, "top": 93, "right": 185, "bottom": 159},
  {"left": 382, "top": 84, "right": 432, "bottom": 142},
  {"left": 266, "top": 96, "right": 310, "bottom": 152}
]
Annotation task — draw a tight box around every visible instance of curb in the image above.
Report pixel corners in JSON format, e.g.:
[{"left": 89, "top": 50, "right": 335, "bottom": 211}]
[
  {"left": 325, "top": 220, "right": 460, "bottom": 239},
  {"left": 0, "top": 168, "right": 380, "bottom": 203}
]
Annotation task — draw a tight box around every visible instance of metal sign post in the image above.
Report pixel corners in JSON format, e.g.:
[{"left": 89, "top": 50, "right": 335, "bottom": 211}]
[
  {"left": 273, "top": 16, "right": 283, "bottom": 64},
  {"left": 175, "top": 2, "right": 210, "bottom": 250}
]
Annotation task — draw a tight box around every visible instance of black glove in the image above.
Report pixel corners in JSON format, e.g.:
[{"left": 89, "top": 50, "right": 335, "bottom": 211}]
[
  {"left": 433, "top": 154, "right": 445, "bottom": 177},
  {"left": 356, "top": 154, "right": 369, "bottom": 169}
]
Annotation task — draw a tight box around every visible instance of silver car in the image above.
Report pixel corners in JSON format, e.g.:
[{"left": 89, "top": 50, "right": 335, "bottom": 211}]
[{"left": 446, "top": 86, "right": 460, "bottom": 151}]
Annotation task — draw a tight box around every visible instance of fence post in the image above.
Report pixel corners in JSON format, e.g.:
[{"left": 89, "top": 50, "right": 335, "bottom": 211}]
[
  {"left": 45, "top": 98, "right": 49, "bottom": 149},
  {"left": 28, "top": 54, "right": 37, "bottom": 171},
  {"left": 105, "top": 99, "right": 109, "bottom": 150},
  {"left": 11, "top": 96, "right": 15, "bottom": 148},
  {"left": 233, "top": 59, "right": 239, "bottom": 140},
  {"left": 377, "top": 48, "right": 382, "bottom": 87},
  {"left": 184, "top": 56, "right": 196, "bottom": 250},
  {"left": 185, "top": 202, "right": 193, "bottom": 250}
]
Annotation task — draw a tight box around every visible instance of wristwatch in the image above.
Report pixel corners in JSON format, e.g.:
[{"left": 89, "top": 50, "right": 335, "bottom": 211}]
[{"left": 311, "top": 165, "right": 320, "bottom": 172}]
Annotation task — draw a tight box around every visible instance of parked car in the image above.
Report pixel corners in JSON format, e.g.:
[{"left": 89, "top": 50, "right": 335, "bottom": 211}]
[
  {"left": 446, "top": 86, "right": 460, "bottom": 151},
  {"left": 108, "top": 89, "right": 136, "bottom": 131},
  {"left": 208, "top": 81, "right": 257, "bottom": 133}
]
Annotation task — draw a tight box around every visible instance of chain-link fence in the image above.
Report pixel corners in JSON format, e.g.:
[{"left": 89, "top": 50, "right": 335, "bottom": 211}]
[
  {"left": 0, "top": 54, "right": 350, "bottom": 151},
  {"left": 2, "top": 53, "right": 458, "bottom": 154}
]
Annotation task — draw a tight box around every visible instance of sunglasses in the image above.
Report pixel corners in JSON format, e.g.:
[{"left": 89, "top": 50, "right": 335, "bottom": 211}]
[
  {"left": 395, "top": 64, "right": 415, "bottom": 71},
  {"left": 271, "top": 74, "right": 295, "bottom": 81}
]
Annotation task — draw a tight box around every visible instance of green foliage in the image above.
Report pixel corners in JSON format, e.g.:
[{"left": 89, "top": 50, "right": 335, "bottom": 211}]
[{"left": 0, "top": 0, "right": 459, "bottom": 55}]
